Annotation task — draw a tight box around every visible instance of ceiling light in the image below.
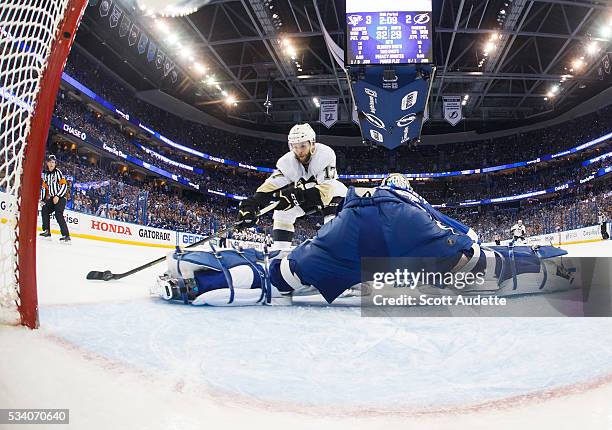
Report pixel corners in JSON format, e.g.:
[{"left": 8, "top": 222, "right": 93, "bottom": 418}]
[
  {"left": 550, "top": 85, "right": 559, "bottom": 94},
  {"left": 572, "top": 58, "right": 584, "bottom": 69},
  {"left": 207, "top": 76, "right": 216, "bottom": 86},
  {"left": 180, "top": 47, "right": 192, "bottom": 59},
  {"left": 221, "top": 90, "right": 228, "bottom": 97},
  {"left": 225, "top": 95, "right": 236, "bottom": 105},
  {"left": 601, "top": 25, "right": 612, "bottom": 38},
  {"left": 166, "top": 33, "right": 178, "bottom": 45},
  {"left": 193, "top": 62, "right": 206, "bottom": 74},
  {"left": 587, "top": 41, "right": 599, "bottom": 55},
  {"left": 155, "top": 20, "right": 169, "bottom": 33}
]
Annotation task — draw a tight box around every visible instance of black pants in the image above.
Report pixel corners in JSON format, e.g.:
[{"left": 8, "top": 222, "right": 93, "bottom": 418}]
[
  {"left": 42, "top": 197, "right": 69, "bottom": 237},
  {"left": 602, "top": 222, "right": 610, "bottom": 240}
]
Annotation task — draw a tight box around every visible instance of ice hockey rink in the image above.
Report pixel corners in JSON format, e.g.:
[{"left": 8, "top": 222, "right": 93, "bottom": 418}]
[{"left": 2, "top": 236, "right": 612, "bottom": 430}]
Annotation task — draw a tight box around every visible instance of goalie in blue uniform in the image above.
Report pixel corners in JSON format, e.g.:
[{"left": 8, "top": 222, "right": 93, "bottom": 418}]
[{"left": 152, "top": 174, "right": 579, "bottom": 306}]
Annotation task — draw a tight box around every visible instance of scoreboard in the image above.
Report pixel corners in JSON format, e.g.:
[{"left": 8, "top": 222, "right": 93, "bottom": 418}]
[{"left": 346, "top": 0, "right": 433, "bottom": 65}]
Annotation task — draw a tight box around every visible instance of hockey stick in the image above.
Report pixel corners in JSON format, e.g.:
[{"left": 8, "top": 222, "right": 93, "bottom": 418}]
[{"left": 86, "top": 201, "right": 280, "bottom": 281}]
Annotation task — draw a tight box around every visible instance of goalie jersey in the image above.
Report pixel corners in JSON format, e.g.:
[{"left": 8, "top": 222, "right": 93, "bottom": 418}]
[{"left": 270, "top": 186, "right": 478, "bottom": 303}]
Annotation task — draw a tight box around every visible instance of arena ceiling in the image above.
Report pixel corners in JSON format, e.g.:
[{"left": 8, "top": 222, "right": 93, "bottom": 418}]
[{"left": 75, "top": 0, "right": 612, "bottom": 136}]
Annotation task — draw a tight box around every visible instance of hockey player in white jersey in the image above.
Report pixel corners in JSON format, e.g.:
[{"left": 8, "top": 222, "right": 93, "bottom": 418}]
[
  {"left": 238, "top": 123, "right": 347, "bottom": 249},
  {"left": 510, "top": 220, "right": 527, "bottom": 243}
]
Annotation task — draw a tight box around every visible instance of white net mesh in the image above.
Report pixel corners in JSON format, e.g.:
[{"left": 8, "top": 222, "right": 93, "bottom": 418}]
[{"left": 0, "top": 0, "right": 70, "bottom": 324}]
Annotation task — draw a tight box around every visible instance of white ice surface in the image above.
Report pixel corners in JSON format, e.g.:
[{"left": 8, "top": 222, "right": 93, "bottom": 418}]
[{"left": 2, "top": 236, "right": 612, "bottom": 429}]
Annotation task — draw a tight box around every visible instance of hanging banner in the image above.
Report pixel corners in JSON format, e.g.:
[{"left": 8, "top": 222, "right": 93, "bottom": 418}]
[
  {"left": 602, "top": 53, "right": 611, "bottom": 75},
  {"left": 99, "top": 0, "right": 111, "bottom": 17},
  {"left": 118, "top": 14, "right": 131, "bottom": 37},
  {"left": 163, "top": 58, "right": 174, "bottom": 77},
  {"left": 128, "top": 24, "right": 140, "bottom": 46},
  {"left": 352, "top": 103, "right": 360, "bottom": 126},
  {"left": 155, "top": 49, "right": 165, "bottom": 69},
  {"left": 319, "top": 97, "right": 338, "bottom": 129},
  {"left": 109, "top": 4, "right": 122, "bottom": 28},
  {"left": 443, "top": 96, "right": 462, "bottom": 126},
  {"left": 147, "top": 41, "right": 157, "bottom": 62},
  {"left": 138, "top": 32, "right": 149, "bottom": 55}
]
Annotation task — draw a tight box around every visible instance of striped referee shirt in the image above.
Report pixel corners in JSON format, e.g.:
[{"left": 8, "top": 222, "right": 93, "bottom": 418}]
[{"left": 41, "top": 168, "right": 68, "bottom": 200}]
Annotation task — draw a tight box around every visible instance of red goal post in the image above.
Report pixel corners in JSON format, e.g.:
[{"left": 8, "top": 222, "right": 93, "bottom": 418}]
[{"left": 0, "top": 0, "right": 88, "bottom": 328}]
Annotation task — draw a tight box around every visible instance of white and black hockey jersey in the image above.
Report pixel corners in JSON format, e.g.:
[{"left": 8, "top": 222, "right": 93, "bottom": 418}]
[
  {"left": 510, "top": 223, "right": 526, "bottom": 238},
  {"left": 256, "top": 143, "right": 344, "bottom": 205}
]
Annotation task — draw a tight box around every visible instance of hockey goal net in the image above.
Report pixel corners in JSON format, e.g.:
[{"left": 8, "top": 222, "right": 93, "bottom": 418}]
[{"left": 0, "top": 0, "right": 87, "bottom": 328}]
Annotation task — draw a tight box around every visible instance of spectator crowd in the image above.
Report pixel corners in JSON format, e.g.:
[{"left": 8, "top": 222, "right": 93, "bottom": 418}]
[{"left": 42, "top": 49, "right": 612, "bottom": 245}]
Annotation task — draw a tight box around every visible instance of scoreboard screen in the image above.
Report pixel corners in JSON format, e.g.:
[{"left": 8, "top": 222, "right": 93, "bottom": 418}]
[{"left": 346, "top": 0, "right": 433, "bottom": 65}]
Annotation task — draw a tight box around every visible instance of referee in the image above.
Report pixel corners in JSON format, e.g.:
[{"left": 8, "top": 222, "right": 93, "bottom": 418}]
[
  {"left": 40, "top": 154, "right": 70, "bottom": 242},
  {"left": 599, "top": 211, "right": 610, "bottom": 240}
]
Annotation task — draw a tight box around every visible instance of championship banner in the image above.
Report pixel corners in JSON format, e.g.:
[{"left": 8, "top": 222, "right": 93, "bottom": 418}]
[
  {"left": 99, "top": 0, "right": 111, "bottom": 17},
  {"left": 128, "top": 24, "right": 140, "bottom": 46},
  {"left": 319, "top": 98, "right": 339, "bottom": 128},
  {"left": 109, "top": 4, "right": 122, "bottom": 28},
  {"left": 443, "top": 96, "right": 463, "bottom": 126},
  {"left": 118, "top": 14, "right": 131, "bottom": 37}
]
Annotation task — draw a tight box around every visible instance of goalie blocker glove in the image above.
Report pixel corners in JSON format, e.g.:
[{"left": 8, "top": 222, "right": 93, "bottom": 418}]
[
  {"left": 238, "top": 192, "right": 273, "bottom": 227},
  {"left": 274, "top": 183, "right": 323, "bottom": 212}
]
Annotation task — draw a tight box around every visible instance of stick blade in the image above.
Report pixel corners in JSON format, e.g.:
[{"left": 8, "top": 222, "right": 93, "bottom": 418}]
[{"left": 86, "top": 270, "right": 114, "bottom": 281}]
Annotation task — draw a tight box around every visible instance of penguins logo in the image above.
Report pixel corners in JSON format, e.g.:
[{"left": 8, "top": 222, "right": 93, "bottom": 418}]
[
  {"left": 348, "top": 15, "right": 363, "bottom": 26},
  {"left": 364, "top": 112, "right": 386, "bottom": 129}
]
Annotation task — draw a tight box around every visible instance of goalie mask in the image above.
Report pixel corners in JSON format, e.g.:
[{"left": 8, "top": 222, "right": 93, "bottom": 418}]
[{"left": 381, "top": 173, "right": 413, "bottom": 191}]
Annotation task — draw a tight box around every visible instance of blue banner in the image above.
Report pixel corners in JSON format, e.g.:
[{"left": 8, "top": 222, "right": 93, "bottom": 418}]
[{"left": 352, "top": 65, "right": 431, "bottom": 149}]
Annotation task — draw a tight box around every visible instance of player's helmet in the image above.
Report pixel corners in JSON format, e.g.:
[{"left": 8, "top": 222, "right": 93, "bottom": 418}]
[
  {"left": 288, "top": 123, "right": 316, "bottom": 151},
  {"left": 381, "top": 173, "right": 412, "bottom": 191},
  {"left": 518, "top": 219, "right": 523, "bottom": 224}
]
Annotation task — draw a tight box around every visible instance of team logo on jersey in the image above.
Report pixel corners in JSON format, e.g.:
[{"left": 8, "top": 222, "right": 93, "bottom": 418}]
[
  {"left": 364, "top": 112, "right": 385, "bottom": 129},
  {"left": 396, "top": 113, "right": 417, "bottom": 128},
  {"left": 370, "top": 130, "right": 384, "bottom": 143},
  {"left": 414, "top": 13, "right": 430, "bottom": 25},
  {"left": 347, "top": 15, "right": 363, "bottom": 26}
]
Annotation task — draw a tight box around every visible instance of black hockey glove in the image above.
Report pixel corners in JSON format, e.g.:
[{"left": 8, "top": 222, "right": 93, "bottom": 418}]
[
  {"left": 238, "top": 192, "right": 272, "bottom": 228},
  {"left": 274, "top": 185, "right": 323, "bottom": 212}
]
